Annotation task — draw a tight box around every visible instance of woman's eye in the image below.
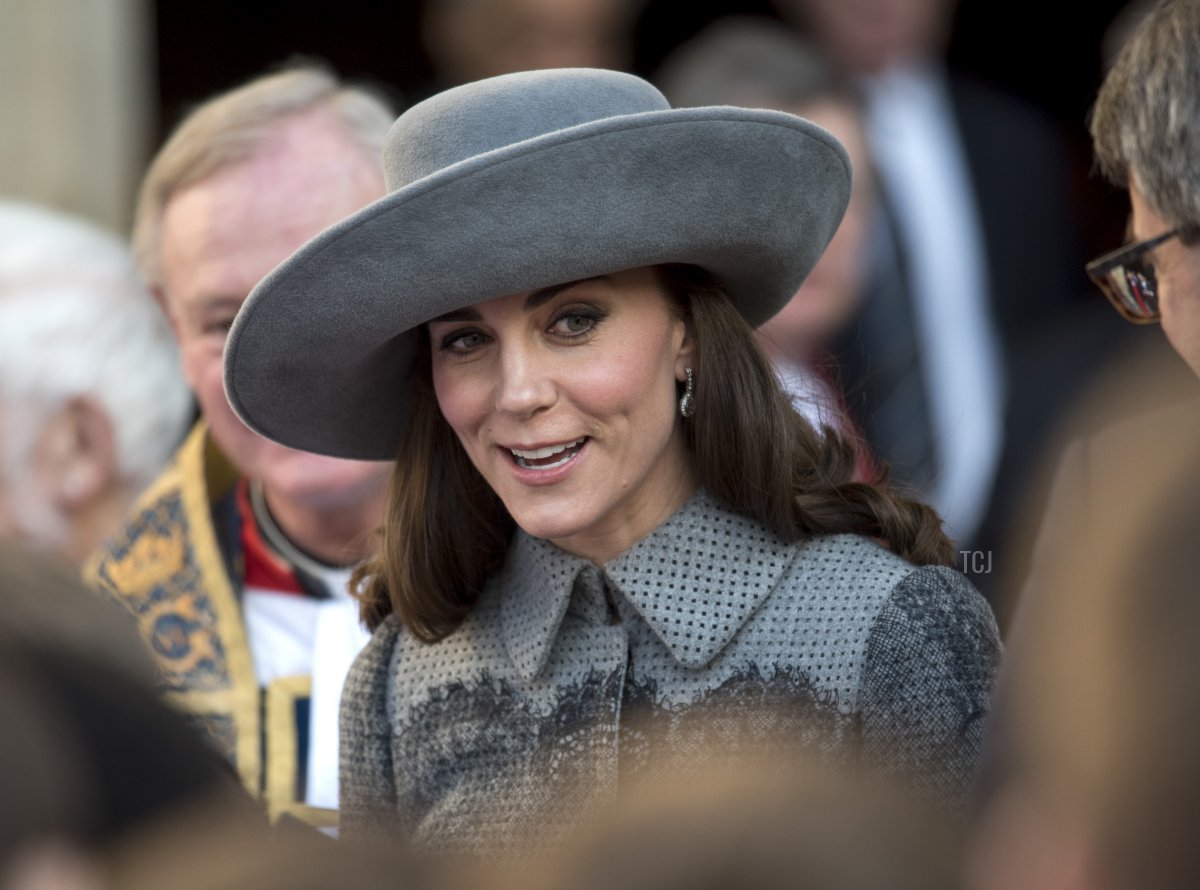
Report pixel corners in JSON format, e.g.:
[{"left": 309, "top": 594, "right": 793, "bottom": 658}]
[
  {"left": 551, "top": 312, "right": 597, "bottom": 337},
  {"left": 205, "top": 318, "right": 236, "bottom": 336},
  {"left": 441, "top": 330, "right": 488, "bottom": 352}
]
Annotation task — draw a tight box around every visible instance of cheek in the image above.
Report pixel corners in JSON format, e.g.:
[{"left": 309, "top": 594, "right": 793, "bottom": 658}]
[
  {"left": 1160, "top": 263, "right": 1200, "bottom": 325},
  {"left": 432, "top": 366, "right": 488, "bottom": 442},
  {"left": 178, "top": 337, "right": 220, "bottom": 394},
  {"left": 579, "top": 338, "right": 678, "bottom": 419}
]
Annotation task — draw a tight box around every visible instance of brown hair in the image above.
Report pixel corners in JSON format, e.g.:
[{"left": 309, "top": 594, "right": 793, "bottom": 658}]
[{"left": 354, "top": 265, "right": 955, "bottom": 640}]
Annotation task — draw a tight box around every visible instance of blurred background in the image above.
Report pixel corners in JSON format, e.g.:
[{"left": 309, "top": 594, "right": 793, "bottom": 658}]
[
  {"left": 0, "top": 0, "right": 1177, "bottom": 632},
  {"left": 0, "top": 0, "right": 1136, "bottom": 242}
]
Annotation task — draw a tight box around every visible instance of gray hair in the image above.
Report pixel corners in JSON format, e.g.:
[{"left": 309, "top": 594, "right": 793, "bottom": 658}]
[
  {"left": 132, "top": 62, "right": 395, "bottom": 290},
  {"left": 1090, "top": 0, "right": 1200, "bottom": 228},
  {"left": 0, "top": 201, "right": 192, "bottom": 491}
]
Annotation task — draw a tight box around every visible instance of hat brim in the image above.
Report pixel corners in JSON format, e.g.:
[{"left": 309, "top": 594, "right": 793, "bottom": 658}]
[{"left": 224, "top": 106, "right": 850, "bottom": 460}]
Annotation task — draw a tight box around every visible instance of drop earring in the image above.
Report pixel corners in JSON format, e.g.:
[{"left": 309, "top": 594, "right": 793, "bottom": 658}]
[{"left": 679, "top": 368, "right": 695, "bottom": 418}]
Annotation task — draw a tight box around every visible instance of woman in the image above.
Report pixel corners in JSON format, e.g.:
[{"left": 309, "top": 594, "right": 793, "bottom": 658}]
[{"left": 224, "top": 68, "right": 1000, "bottom": 856}]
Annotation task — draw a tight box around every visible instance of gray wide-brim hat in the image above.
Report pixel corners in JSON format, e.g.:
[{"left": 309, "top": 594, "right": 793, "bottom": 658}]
[{"left": 224, "top": 67, "right": 851, "bottom": 460}]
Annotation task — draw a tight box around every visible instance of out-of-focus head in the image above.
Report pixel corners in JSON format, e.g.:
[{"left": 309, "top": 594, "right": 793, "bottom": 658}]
[
  {"left": 108, "top": 824, "right": 423, "bottom": 890},
  {"left": 967, "top": 362, "right": 1200, "bottom": 890},
  {"left": 1089, "top": 0, "right": 1200, "bottom": 377},
  {"left": 0, "top": 202, "right": 191, "bottom": 562},
  {"left": 772, "top": 0, "right": 957, "bottom": 75},
  {"left": 0, "top": 541, "right": 254, "bottom": 889},
  {"left": 657, "top": 18, "right": 875, "bottom": 365},
  {"left": 421, "top": 0, "right": 644, "bottom": 85},
  {"left": 133, "top": 64, "right": 396, "bottom": 514},
  {"left": 486, "top": 756, "right": 961, "bottom": 890}
]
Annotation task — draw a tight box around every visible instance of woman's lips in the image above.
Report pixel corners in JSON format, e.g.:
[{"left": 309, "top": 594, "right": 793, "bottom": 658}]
[{"left": 507, "top": 436, "right": 587, "bottom": 470}]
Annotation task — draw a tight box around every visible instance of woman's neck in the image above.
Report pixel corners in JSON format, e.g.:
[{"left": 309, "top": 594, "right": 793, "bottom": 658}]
[{"left": 550, "top": 463, "right": 699, "bottom": 567}]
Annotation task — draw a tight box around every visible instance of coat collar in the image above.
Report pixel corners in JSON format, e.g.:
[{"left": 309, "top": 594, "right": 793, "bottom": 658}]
[{"left": 499, "top": 490, "right": 797, "bottom": 681}]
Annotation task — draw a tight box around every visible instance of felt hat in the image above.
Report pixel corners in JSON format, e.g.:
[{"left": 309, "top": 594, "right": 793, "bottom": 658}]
[{"left": 224, "top": 67, "right": 851, "bottom": 460}]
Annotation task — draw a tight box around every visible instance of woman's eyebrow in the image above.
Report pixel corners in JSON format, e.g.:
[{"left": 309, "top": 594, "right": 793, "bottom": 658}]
[
  {"left": 431, "top": 276, "right": 608, "bottom": 322},
  {"left": 523, "top": 276, "right": 606, "bottom": 311}
]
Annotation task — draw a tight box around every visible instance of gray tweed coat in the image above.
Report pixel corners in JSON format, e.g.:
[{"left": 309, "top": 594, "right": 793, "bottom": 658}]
[{"left": 340, "top": 491, "right": 1000, "bottom": 856}]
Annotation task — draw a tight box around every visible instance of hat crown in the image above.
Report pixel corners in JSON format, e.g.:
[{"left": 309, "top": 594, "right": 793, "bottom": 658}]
[{"left": 383, "top": 68, "right": 671, "bottom": 190}]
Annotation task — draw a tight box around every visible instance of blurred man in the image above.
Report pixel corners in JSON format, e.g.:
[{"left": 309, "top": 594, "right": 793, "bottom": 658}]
[
  {"left": 0, "top": 201, "right": 191, "bottom": 564},
  {"left": 1010, "top": 0, "right": 1200, "bottom": 624},
  {"left": 88, "top": 64, "right": 395, "bottom": 826},
  {"left": 975, "top": 6, "right": 1200, "bottom": 878},
  {"left": 774, "top": 0, "right": 1105, "bottom": 605}
]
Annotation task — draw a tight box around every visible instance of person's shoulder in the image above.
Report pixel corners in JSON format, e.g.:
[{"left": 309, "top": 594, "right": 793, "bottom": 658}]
[
  {"left": 348, "top": 618, "right": 405, "bottom": 683},
  {"left": 1089, "top": 398, "right": 1200, "bottom": 457},
  {"left": 85, "top": 422, "right": 235, "bottom": 606},
  {"left": 84, "top": 445, "right": 192, "bottom": 593},
  {"left": 790, "top": 533, "right": 914, "bottom": 577},
  {"left": 867, "top": 562, "right": 1001, "bottom": 673},
  {"left": 1047, "top": 397, "right": 1200, "bottom": 505},
  {"left": 774, "top": 533, "right": 920, "bottom": 617}
]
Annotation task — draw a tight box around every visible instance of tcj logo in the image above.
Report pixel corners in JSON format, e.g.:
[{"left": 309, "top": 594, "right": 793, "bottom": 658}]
[{"left": 959, "top": 550, "right": 992, "bottom": 575}]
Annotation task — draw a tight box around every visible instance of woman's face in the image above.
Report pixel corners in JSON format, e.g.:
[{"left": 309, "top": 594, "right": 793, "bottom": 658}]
[{"left": 429, "top": 266, "right": 696, "bottom": 564}]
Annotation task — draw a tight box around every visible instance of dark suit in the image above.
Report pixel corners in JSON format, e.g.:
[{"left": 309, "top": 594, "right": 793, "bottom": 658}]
[{"left": 833, "top": 71, "right": 1135, "bottom": 618}]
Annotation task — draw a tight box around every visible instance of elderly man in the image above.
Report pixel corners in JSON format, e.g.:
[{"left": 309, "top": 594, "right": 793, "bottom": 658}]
[
  {"left": 88, "top": 64, "right": 395, "bottom": 826},
  {"left": 0, "top": 201, "right": 191, "bottom": 563}
]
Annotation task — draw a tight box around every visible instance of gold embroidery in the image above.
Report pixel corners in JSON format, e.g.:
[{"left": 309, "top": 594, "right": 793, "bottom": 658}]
[
  {"left": 102, "top": 528, "right": 187, "bottom": 595},
  {"left": 176, "top": 424, "right": 261, "bottom": 796},
  {"left": 265, "top": 675, "right": 337, "bottom": 829},
  {"left": 87, "top": 422, "right": 263, "bottom": 798},
  {"left": 140, "top": 596, "right": 220, "bottom": 678}
]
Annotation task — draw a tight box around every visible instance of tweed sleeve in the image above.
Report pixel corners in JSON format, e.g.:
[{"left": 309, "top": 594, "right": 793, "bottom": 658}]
[
  {"left": 859, "top": 565, "right": 1002, "bottom": 815},
  {"left": 339, "top": 620, "right": 403, "bottom": 840}
]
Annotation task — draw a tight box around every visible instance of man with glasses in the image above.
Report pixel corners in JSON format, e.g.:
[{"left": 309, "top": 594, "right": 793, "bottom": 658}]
[
  {"left": 1009, "top": 0, "right": 1200, "bottom": 612},
  {"left": 1087, "top": 227, "right": 1198, "bottom": 327},
  {"left": 1086, "top": 0, "right": 1200, "bottom": 368},
  {"left": 974, "top": 0, "right": 1200, "bottom": 826}
]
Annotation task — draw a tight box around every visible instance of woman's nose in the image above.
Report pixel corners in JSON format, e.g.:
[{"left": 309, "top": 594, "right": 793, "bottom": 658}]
[{"left": 494, "top": 344, "right": 556, "bottom": 417}]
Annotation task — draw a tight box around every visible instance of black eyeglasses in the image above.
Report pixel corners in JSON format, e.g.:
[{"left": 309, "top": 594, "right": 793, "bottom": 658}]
[{"left": 1085, "top": 228, "right": 1182, "bottom": 324}]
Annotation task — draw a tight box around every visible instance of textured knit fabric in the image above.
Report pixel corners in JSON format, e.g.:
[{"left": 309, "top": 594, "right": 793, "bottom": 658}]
[{"left": 340, "top": 490, "right": 1000, "bottom": 856}]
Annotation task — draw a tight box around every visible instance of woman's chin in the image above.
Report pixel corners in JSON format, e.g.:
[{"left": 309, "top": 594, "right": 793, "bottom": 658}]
[{"left": 507, "top": 508, "right": 589, "bottom": 546}]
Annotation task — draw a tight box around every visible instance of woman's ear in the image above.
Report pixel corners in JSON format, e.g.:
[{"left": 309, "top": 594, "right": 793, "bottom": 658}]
[{"left": 674, "top": 318, "right": 696, "bottom": 382}]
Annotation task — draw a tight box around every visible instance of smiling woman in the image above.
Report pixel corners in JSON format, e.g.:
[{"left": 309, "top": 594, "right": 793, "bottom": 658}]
[
  {"left": 223, "top": 68, "right": 1001, "bottom": 860},
  {"left": 428, "top": 268, "right": 693, "bottom": 563}
]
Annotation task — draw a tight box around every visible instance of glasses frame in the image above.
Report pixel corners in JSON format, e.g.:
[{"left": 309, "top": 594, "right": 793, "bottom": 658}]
[{"left": 1086, "top": 228, "right": 1182, "bottom": 324}]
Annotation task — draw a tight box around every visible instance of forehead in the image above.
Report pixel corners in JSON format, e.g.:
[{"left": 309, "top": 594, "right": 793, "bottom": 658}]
[
  {"left": 158, "top": 132, "right": 384, "bottom": 311},
  {"left": 432, "top": 266, "right": 672, "bottom": 323}
]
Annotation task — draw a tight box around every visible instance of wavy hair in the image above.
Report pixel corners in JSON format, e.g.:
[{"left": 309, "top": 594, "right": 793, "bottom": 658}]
[{"left": 355, "top": 265, "right": 955, "bottom": 640}]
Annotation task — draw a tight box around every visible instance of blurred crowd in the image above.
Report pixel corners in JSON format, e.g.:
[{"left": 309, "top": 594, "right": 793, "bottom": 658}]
[{"left": 5, "top": 0, "right": 1200, "bottom": 888}]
